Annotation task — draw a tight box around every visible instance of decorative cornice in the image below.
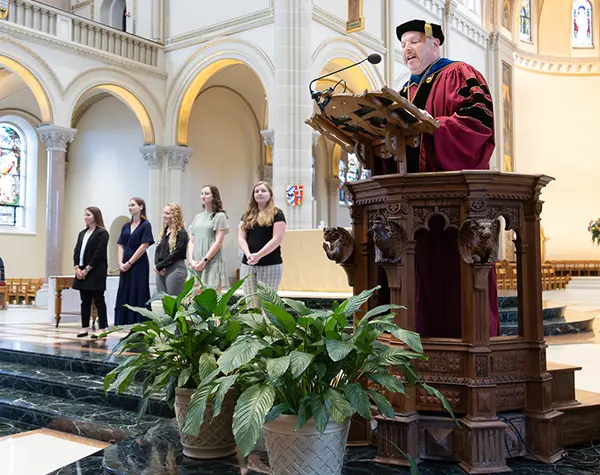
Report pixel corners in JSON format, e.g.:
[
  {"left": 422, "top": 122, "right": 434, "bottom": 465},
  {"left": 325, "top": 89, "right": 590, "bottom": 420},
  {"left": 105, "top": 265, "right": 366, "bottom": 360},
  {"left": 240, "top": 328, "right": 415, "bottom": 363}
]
[
  {"left": 514, "top": 50, "right": 600, "bottom": 75},
  {"left": 140, "top": 144, "right": 164, "bottom": 168},
  {"left": 165, "top": 145, "right": 193, "bottom": 171},
  {"left": 312, "top": 5, "right": 386, "bottom": 54},
  {"left": 409, "top": 0, "right": 445, "bottom": 21},
  {"left": 0, "top": 21, "right": 167, "bottom": 78},
  {"left": 260, "top": 129, "right": 274, "bottom": 147},
  {"left": 165, "top": 0, "right": 274, "bottom": 51},
  {"left": 37, "top": 125, "right": 77, "bottom": 151}
]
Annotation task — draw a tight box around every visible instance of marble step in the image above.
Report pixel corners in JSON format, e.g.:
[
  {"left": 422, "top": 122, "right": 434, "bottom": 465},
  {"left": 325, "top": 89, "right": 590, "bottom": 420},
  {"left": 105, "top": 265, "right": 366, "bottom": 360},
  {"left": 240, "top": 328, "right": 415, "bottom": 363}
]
[
  {"left": 0, "top": 416, "right": 39, "bottom": 437},
  {"left": 0, "top": 343, "right": 119, "bottom": 377},
  {"left": 0, "top": 361, "right": 174, "bottom": 418},
  {"left": 0, "top": 386, "right": 168, "bottom": 444}
]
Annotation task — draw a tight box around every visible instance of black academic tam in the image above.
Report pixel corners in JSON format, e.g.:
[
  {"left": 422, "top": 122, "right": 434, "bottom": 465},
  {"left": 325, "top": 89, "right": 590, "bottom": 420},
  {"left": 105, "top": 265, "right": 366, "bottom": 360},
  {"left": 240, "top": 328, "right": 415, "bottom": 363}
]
[{"left": 396, "top": 19, "right": 445, "bottom": 45}]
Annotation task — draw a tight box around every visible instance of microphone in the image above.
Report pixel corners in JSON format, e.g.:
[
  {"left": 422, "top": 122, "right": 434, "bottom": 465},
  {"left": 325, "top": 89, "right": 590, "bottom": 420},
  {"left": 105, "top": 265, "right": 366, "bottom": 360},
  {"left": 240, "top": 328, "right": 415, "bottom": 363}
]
[{"left": 309, "top": 53, "right": 382, "bottom": 100}]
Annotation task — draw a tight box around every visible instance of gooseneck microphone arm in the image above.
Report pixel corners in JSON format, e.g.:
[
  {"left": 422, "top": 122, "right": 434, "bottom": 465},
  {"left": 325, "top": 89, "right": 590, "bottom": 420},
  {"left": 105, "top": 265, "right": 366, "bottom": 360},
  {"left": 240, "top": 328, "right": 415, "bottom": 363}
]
[{"left": 308, "top": 53, "right": 382, "bottom": 100}]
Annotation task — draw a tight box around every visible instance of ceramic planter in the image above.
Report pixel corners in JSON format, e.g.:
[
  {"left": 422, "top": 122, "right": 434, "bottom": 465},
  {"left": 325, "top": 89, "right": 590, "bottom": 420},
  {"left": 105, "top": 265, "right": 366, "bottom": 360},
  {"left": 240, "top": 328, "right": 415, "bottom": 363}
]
[
  {"left": 174, "top": 387, "right": 237, "bottom": 459},
  {"left": 262, "top": 415, "right": 350, "bottom": 475}
]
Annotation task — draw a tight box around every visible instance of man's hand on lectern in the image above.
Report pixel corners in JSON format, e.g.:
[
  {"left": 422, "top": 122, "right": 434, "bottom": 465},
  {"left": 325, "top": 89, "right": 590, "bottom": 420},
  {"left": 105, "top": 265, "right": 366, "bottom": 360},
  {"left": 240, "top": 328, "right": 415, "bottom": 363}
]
[{"left": 419, "top": 108, "right": 434, "bottom": 121}]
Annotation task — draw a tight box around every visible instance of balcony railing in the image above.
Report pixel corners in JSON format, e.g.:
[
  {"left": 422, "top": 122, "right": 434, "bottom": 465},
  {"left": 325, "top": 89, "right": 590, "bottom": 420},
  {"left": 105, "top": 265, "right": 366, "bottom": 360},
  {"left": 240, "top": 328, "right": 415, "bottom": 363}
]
[{"left": 2, "top": 0, "right": 162, "bottom": 68}]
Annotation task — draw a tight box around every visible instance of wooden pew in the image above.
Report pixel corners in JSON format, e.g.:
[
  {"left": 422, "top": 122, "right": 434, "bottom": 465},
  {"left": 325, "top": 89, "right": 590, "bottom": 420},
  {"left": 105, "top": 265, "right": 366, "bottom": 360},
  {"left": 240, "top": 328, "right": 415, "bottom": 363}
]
[{"left": 4, "top": 278, "right": 44, "bottom": 305}]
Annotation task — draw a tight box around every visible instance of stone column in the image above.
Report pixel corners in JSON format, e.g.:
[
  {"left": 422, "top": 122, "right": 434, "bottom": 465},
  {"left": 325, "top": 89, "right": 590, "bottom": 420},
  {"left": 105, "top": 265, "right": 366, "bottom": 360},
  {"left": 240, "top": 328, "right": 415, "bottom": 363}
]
[
  {"left": 443, "top": 0, "right": 459, "bottom": 57},
  {"left": 273, "top": 0, "right": 313, "bottom": 229},
  {"left": 37, "top": 125, "right": 77, "bottom": 281},
  {"left": 327, "top": 177, "right": 342, "bottom": 227},
  {"left": 384, "top": 0, "right": 396, "bottom": 86},
  {"left": 164, "top": 145, "right": 193, "bottom": 205},
  {"left": 151, "top": 0, "right": 164, "bottom": 42},
  {"left": 259, "top": 129, "right": 274, "bottom": 183},
  {"left": 140, "top": 145, "right": 166, "bottom": 286}
]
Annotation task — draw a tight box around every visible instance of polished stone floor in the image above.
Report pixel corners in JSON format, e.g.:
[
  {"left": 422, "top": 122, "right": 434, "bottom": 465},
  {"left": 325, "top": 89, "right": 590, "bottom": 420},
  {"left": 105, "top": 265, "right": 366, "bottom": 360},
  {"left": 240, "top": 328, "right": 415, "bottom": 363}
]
[{"left": 0, "top": 294, "right": 599, "bottom": 474}]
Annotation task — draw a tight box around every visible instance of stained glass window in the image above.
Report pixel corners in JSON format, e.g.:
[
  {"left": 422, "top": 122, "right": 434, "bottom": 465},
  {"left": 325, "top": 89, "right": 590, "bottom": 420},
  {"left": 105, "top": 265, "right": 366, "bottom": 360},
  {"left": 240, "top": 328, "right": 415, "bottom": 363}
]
[
  {"left": 520, "top": 0, "right": 532, "bottom": 42},
  {"left": 338, "top": 153, "right": 371, "bottom": 205},
  {"left": 573, "top": 0, "right": 593, "bottom": 47},
  {"left": 0, "top": 123, "right": 24, "bottom": 227}
]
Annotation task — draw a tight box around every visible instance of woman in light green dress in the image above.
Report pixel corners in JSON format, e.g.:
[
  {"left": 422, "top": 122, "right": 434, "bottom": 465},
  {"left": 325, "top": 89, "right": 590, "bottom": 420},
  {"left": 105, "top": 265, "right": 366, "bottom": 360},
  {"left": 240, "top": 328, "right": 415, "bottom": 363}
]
[{"left": 187, "top": 185, "right": 230, "bottom": 291}]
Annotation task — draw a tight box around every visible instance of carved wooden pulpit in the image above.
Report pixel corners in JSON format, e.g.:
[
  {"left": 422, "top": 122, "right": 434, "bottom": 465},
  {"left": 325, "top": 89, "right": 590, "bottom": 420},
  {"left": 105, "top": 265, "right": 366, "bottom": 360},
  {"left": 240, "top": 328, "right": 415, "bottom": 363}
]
[{"left": 308, "top": 90, "right": 563, "bottom": 473}]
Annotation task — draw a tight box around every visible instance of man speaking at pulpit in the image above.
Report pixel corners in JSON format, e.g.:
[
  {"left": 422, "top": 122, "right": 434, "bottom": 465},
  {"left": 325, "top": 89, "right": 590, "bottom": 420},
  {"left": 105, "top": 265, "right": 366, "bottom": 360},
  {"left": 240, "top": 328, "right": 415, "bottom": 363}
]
[{"left": 396, "top": 19, "right": 500, "bottom": 338}]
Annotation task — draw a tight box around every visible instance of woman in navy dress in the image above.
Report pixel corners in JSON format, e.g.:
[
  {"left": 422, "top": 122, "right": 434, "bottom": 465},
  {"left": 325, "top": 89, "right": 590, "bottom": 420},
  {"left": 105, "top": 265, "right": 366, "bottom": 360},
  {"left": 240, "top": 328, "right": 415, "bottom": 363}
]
[{"left": 114, "top": 197, "right": 155, "bottom": 326}]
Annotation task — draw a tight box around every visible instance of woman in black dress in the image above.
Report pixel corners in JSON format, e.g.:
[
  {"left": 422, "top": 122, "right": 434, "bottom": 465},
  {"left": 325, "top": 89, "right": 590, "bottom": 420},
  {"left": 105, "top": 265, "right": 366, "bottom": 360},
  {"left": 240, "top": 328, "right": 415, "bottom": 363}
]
[
  {"left": 114, "top": 197, "right": 155, "bottom": 327},
  {"left": 73, "top": 206, "right": 109, "bottom": 339}
]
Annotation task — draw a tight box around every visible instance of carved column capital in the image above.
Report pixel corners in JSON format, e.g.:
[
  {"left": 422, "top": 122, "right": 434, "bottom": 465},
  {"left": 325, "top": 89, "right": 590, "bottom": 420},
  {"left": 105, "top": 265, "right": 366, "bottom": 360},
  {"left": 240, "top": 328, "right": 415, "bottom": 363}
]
[
  {"left": 139, "top": 144, "right": 164, "bottom": 169},
  {"left": 445, "top": 0, "right": 459, "bottom": 19},
  {"left": 260, "top": 128, "right": 274, "bottom": 146},
  {"left": 37, "top": 125, "right": 77, "bottom": 152},
  {"left": 165, "top": 145, "right": 193, "bottom": 171},
  {"left": 489, "top": 32, "right": 500, "bottom": 51}
]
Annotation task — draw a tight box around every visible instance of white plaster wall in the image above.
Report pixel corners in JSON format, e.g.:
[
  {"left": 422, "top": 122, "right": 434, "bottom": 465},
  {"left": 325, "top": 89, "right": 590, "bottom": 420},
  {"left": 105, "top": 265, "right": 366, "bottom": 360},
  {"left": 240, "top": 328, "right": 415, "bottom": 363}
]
[
  {"left": 447, "top": 30, "right": 488, "bottom": 79},
  {"left": 40, "top": 0, "right": 70, "bottom": 11},
  {"left": 311, "top": 22, "right": 348, "bottom": 54},
  {"left": 0, "top": 90, "right": 47, "bottom": 278},
  {"left": 62, "top": 96, "right": 148, "bottom": 274},
  {"left": 134, "top": 0, "right": 154, "bottom": 39},
  {"left": 184, "top": 88, "right": 261, "bottom": 282},
  {"left": 313, "top": 0, "right": 347, "bottom": 19},
  {"left": 363, "top": 0, "right": 384, "bottom": 40},
  {"left": 168, "top": 0, "right": 270, "bottom": 39},
  {"left": 314, "top": 0, "right": 384, "bottom": 40},
  {"left": 393, "top": 2, "right": 441, "bottom": 28}
]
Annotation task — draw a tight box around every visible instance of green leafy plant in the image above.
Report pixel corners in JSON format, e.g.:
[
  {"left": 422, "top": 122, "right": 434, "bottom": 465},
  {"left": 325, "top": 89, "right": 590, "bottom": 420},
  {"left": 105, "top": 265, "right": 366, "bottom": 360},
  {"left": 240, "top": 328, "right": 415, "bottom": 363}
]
[
  {"left": 102, "top": 277, "right": 248, "bottom": 420},
  {"left": 183, "top": 283, "right": 453, "bottom": 469}
]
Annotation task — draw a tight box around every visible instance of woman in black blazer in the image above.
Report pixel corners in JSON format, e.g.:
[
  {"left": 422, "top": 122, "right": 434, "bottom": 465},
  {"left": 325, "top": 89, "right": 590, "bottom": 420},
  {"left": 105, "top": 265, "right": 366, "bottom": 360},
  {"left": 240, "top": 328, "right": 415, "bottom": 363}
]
[{"left": 73, "top": 206, "right": 109, "bottom": 338}]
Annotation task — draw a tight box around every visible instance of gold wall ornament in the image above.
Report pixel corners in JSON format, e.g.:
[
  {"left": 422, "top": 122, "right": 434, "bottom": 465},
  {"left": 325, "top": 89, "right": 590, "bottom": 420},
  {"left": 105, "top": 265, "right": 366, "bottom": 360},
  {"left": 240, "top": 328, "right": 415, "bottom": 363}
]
[
  {"left": 0, "top": 0, "right": 9, "bottom": 20},
  {"left": 346, "top": 0, "right": 364, "bottom": 33}
]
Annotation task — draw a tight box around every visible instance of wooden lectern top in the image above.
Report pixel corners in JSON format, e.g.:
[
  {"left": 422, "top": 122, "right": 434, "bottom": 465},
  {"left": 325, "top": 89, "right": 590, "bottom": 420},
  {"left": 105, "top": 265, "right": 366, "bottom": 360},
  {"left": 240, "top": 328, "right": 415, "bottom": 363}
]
[{"left": 306, "top": 86, "right": 439, "bottom": 173}]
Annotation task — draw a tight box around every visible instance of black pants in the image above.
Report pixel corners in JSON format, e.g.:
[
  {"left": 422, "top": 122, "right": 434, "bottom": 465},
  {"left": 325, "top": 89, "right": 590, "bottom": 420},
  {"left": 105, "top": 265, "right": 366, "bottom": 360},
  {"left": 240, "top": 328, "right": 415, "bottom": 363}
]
[{"left": 80, "top": 289, "right": 108, "bottom": 330}]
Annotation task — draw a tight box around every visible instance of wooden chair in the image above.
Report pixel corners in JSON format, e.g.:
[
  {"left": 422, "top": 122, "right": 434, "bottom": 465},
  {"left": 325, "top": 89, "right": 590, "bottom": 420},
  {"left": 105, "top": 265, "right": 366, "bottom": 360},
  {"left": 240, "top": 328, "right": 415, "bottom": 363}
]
[{"left": 0, "top": 282, "right": 7, "bottom": 310}]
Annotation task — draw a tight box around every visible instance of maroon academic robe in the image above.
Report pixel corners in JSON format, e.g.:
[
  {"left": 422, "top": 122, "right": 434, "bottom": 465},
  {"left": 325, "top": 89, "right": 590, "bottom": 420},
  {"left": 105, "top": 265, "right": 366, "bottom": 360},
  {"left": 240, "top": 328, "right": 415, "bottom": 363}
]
[{"left": 399, "top": 58, "right": 500, "bottom": 338}]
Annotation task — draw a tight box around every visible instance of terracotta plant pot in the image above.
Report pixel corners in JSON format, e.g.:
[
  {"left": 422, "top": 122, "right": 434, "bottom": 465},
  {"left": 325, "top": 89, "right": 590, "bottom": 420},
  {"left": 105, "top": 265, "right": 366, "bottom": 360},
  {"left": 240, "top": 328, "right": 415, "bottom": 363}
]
[
  {"left": 262, "top": 415, "right": 350, "bottom": 475},
  {"left": 174, "top": 387, "right": 237, "bottom": 459}
]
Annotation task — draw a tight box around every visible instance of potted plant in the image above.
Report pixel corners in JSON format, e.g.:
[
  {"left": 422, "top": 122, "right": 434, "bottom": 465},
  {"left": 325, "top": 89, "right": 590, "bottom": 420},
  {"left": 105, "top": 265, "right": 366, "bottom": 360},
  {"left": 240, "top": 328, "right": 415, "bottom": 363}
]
[
  {"left": 102, "top": 278, "right": 247, "bottom": 459},
  {"left": 183, "top": 283, "right": 453, "bottom": 475}
]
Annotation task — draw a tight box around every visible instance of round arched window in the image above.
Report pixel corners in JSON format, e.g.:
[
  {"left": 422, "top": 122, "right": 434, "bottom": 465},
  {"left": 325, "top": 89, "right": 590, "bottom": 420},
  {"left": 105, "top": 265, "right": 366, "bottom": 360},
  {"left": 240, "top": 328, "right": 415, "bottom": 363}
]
[{"left": 0, "top": 123, "right": 25, "bottom": 226}]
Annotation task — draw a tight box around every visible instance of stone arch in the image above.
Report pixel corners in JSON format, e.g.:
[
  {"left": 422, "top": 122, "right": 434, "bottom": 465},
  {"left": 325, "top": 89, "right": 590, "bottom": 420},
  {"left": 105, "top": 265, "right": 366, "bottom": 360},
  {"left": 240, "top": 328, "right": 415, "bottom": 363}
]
[
  {"left": 165, "top": 38, "right": 274, "bottom": 146},
  {"left": 312, "top": 37, "right": 385, "bottom": 92},
  {"left": 64, "top": 67, "right": 163, "bottom": 144},
  {"left": 0, "top": 36, "right": 62, "bottom": 125}
]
